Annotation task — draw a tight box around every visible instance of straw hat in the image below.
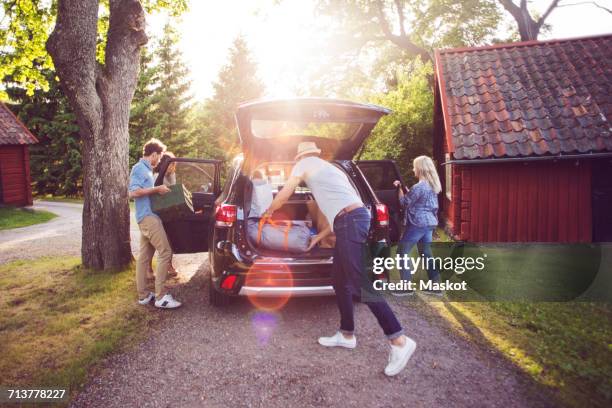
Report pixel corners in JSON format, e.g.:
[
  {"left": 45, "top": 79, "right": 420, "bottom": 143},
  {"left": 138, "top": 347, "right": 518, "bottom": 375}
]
[{"left": 294, "top": 141, "right": 322, "bottom": 161}]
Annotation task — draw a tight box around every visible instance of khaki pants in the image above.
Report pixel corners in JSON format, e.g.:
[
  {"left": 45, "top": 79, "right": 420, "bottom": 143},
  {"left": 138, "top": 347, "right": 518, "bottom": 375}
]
[{"left": 136, "top": 215, "right": 173, "bottom": 299}]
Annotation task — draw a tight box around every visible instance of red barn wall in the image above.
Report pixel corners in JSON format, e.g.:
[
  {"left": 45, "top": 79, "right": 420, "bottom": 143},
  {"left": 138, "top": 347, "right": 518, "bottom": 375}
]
[
  {"left": 0, "top": 145, "right": 33, "bottom": 206},
  {"left": 454, "top": 160, "right": 592, "bottom": 243}
]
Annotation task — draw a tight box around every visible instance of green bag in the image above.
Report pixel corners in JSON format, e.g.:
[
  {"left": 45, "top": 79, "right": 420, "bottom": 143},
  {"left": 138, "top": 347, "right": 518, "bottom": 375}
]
[{"left": 151, "top": 183, "right": 194, "bottom": 221}]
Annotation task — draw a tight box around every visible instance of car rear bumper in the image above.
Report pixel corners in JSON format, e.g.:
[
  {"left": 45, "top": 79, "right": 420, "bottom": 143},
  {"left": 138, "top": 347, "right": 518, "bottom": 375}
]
[{"left": 238, "top": 285, "right": 335, "bottom": 297}]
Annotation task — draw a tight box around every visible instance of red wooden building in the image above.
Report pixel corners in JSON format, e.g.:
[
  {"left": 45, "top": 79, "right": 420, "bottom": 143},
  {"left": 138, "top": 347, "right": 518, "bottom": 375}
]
[
  {"left": 0, "top": 102, "right": 38, "bottom": 206},
  {"left": 433, "top": 34, "right": 612, "bottom": 243}
]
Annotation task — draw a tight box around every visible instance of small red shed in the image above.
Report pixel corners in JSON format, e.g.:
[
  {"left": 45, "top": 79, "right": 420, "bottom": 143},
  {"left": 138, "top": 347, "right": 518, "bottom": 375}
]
[
  {"left": 433, "top": 34, "right": 612, "bottom": 243},
  {"left": 0, "top": 102, "right": 38, "bottom": 206}
]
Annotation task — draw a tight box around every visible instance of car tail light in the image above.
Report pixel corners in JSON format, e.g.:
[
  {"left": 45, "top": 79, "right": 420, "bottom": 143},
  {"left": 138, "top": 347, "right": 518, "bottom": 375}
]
[
  {"left": 221, "top": 275, "right": 237, "bottom": 290},
  {"left": 215, "top": 204, "right": 237, "bottom": 227},
  {"left": 375, "top": 203, "right": 389, "bottom": 226}
]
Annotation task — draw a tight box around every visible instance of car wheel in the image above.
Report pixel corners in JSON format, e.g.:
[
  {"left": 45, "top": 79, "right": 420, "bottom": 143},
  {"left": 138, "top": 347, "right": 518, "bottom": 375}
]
[{"left": 209, "top": 277, "right": 231, "bottom": 307}]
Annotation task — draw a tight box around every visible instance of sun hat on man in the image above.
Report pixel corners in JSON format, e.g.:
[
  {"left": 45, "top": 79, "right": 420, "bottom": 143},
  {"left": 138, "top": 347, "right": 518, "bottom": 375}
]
[{"left": 294, "top": 141, "right": 322, "bottom": 161}]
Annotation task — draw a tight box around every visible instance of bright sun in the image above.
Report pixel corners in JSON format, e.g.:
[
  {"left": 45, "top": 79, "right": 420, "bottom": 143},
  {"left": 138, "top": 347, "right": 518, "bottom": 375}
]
[
  {"left": 147, "top": 0, "right": 612, "bottom": 101},
  {"left": 148, "top": 0, "right": 332, "bottom": 101}
]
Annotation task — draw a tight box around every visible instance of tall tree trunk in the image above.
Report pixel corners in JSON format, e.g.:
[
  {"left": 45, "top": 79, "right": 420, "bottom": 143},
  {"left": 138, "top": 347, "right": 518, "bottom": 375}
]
[{"left": 47, "top": 0, "right": 147, "bottom": 270}]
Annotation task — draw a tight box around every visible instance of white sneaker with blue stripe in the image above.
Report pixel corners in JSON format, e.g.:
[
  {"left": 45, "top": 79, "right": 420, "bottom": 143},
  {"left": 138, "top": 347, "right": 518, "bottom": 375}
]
[
  {"left": 155, "top": 293, "right": 182, "bottom": 309},
  {"left": 138, "top": 292, "right": 155, "bottom": 305}
]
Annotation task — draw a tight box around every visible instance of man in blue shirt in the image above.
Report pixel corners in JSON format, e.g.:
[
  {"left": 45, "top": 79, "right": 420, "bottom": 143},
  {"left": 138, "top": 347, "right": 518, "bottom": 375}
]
[{"left": 129, "top": 138, "right": 182, "bottom": 309}]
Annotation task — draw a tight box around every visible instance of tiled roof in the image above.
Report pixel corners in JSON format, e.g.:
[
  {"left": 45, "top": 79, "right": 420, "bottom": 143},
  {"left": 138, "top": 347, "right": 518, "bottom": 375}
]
[
  {"left": 0, "top": 102, "right": 38, "bottom": 145},
  {"left": 435, "top": 34, "right": 612, "bottom": 160}
]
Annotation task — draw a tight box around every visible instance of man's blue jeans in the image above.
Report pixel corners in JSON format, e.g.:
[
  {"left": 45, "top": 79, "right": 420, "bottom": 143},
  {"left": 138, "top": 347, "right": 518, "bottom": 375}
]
[
  {"left": 397, "top": 224, "right": 441, "bottom": 283},
  {"left": 332, "top": 207, "right": 404, "bottom": 339}
]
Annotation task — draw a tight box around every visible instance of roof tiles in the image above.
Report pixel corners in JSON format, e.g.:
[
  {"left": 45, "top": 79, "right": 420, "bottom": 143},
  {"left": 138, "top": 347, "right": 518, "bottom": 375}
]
[
  {"left": 0, "top": 102, "right": 38, "bottom": 146},
  {"left": 436, "top": 35, "right": 612, "bottom": 160}
]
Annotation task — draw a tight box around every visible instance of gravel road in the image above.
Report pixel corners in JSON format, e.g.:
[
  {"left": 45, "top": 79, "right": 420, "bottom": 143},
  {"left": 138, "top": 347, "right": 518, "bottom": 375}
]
[
  {"left": 71, "top": 257, "right": 556, "bottom": 408},
  {"left": 0, "top": 200, "right": 140, "bottom": 264},
  {"left": 2, "top": 201, "right": 556, "bottom": 407}
]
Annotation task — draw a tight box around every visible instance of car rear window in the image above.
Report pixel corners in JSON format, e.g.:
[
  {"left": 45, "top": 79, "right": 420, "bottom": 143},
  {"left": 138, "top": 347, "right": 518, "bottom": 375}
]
[{"left": 251, "top": 120, "right": 361, "bottom": 140}]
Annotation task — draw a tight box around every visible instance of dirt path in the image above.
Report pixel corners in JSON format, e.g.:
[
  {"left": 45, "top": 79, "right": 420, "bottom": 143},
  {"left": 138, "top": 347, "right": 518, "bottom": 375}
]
[
  {"left": 71, "top": 257, "right": 555, "bottom": 408},
  {"left": 0, "top": 200, "right": 140, "bottom": 264}
]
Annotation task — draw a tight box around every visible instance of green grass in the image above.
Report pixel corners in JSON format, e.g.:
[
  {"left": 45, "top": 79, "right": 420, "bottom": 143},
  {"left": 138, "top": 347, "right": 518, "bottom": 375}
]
[
  {"left": 0, "top": 257, "right": 157, "bottom": 405},
  {"left": 425, "top": 301, "right": 612, "bottom": 408},
  {"left": 0, "top": 207, "right": 57, "bottom": 230},
  {"left": 385, "top": 241, "right": 612, "bottom": 407}
]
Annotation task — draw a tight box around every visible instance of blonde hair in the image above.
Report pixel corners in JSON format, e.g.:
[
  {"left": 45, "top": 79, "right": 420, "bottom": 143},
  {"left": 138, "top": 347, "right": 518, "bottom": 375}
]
[{"left": 413, "top": 156, "right": 441, "bottom": 194}]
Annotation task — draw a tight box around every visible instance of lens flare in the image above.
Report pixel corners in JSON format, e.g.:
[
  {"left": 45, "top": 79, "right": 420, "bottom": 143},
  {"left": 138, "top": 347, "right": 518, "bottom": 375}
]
[
  {"left": 244, "top": 260, "right": 294, "bottom": 312},
  {"left": 251, "top": 311, "right": 278, "bottom": 346}
]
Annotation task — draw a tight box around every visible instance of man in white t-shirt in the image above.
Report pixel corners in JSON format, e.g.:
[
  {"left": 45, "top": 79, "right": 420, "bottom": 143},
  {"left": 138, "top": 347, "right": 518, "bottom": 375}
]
[{"left": 262, "top": 141, "right": 416, "bottom": 377}]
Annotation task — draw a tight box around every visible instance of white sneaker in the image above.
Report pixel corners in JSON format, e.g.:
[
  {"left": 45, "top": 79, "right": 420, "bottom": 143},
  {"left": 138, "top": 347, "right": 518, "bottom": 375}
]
[
  {"left": 384, "top": 336, "right": 417, "bottom": 376},
  {"left": 318, "top": 332, "right": 356, "bottom": 349},
  {"left": 138, "top": 292, "right": 155, "bottom": 305},
  {"left": 154, "top": 294, "right": 182, "bottom": 309}
]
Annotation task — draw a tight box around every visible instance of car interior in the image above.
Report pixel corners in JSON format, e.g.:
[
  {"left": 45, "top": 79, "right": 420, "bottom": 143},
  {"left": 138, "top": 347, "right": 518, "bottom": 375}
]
[{"left": 241, "top": 161, "right": 356, "bottom": 257}]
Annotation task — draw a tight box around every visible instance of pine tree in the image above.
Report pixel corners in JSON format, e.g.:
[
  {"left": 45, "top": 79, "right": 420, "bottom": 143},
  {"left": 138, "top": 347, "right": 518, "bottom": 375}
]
[
  {"left": 6, "top": 72, "right": 82, "bottom": 196},
  {"left": 129, "top": 45, "right": 159, "bottom": 168},
  {"left": 199, "top": 36, "right": 265, "bottom": 160},
  {"left": 151, "top": 23, "right": 193, "bottom": 156}
]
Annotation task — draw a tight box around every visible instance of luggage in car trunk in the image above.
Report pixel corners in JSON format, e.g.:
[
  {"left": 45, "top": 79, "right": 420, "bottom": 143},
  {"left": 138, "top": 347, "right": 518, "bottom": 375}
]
[
  {"left": 151, "top": 183, "right": 194, "bottom": 221},
  {"left": 246, "top": 218, "right": 311, "bottom": 253}
]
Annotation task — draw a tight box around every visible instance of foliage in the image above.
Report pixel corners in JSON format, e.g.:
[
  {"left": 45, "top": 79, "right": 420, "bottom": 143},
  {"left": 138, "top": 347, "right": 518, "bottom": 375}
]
[
  {"left": 411, "top": 0, "right": 502, "bottom": 49},
  {"left": 0, "top": 207, "right": 57, "bottom": 230},
  {"left": 359, "top": 61, "right": 434, "bottom": 184},
  {"left": 6, "top": 72, "right": 82, "bottom": 196},
  {"left": 315, "top": 0, "right": 502, "bottom": 57},
  {"left": 308, "top": 0, "right": 504, "bottom": 99},
  {"left": 0, "top": 257, "right": 158, "bottom": 397},
  {"left": 0, "top": 0, "right": 188, "bottom": 99},
  {"left": 0, "top": 0, "right": 55, "bottom": 99},
  {"left": 186, "top": 102, "right": 228, "bottom": 160},
  {"left": 195, "top": 36, "right": 265, "bottom": 161},
  {"left": 150, "top": 23, "right": 193, "bottom": 157},
  {"left": 129, "top": 45, "right": 159, "bottom": 168}
]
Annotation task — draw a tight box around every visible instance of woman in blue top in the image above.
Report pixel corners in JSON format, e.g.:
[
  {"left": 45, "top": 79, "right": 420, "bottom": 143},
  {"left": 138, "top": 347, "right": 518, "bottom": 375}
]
[{"left": 393, "top": 155, "right": 442, "bottom": 296}]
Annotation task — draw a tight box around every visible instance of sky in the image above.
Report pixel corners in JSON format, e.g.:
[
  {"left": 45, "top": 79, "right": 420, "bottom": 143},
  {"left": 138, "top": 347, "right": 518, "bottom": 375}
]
[{"left": 147, "top": 0, "right": 612, "bottom": 101}]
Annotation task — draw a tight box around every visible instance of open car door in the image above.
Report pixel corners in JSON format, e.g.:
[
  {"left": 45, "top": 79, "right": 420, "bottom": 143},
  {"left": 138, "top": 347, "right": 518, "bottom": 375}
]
[
  {"left": 155, "top": 158, "right": 222, "bottom": 253},
  {"left": 356, "top": 160, "right": 405, "bottom": 243}
]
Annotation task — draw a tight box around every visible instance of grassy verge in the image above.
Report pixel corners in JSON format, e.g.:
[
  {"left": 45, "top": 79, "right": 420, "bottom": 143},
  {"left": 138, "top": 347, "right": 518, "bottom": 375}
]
[
  {"left": 0, "top": 207, "right": 57, "bottom": 230},
  {"left": 386, "top": 242, "right": 612, "bottom": 407},
  {"left": 426, "top": 301, "right": 612, "bottom": 408},
  {"left": 0, "top": 257, "right": 156, "bottom": 405}
]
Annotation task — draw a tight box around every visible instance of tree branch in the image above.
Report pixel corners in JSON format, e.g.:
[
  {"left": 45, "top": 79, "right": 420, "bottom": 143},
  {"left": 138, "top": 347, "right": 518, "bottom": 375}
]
[
  {"left": 498, "top": 0, "right": 527, "bottom": 21},
  {"left": 375, "top": 0, "right": 394, "bottom": 42},
  {"left": 498, "top": 0, "right": 521, "bottom": 20},
  {"left": 47, "top": 0, "right": 103, "bottom": 138},
  {"left": 374, "top": 0, "right": 431, "bottom": 64},
  {"left": 558, "top": 1, "right": 612, "bottom": 14},
  {"left": 537, "top": 0, "right": 561, "bottom": 27},
  {"left": 104, "top": 0, "right": 147, "bottom": 82},
  {"left": 394, "top": 0, "right": 406, "bottom": 37}
]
